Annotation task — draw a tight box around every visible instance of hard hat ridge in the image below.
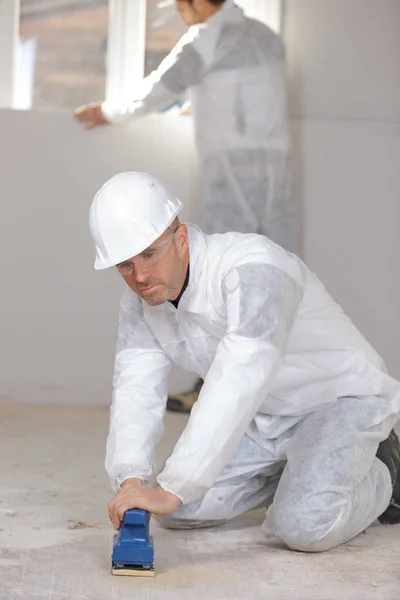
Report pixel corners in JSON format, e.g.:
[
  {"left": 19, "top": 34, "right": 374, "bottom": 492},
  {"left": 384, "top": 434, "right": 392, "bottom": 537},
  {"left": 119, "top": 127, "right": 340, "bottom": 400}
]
[{"left": 89, "top": 172, "right": 183, "bottom": 270}]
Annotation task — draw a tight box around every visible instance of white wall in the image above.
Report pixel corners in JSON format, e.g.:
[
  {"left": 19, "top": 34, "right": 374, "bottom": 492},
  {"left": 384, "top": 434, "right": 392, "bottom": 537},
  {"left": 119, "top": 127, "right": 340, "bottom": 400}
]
[
  {"left": 0, "top": 111, "right": 198, "bottom": 403},
  {"left": 0, "top": 0, "right": 399, "bottom": 406},
  {"left": 284, "top": 0, "right": 400, "bottom": 378},
  {"left": 285, "top": 0, "right": 400, "bottom": 122}
]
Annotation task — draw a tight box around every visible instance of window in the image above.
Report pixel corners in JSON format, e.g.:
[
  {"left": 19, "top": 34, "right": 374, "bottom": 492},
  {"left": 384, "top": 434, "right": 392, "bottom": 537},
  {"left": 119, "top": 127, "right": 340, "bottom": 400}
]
[
  {"left": 2, "top": 0, "right": 281, "bottom": 111},
  {"left": 106, "top": 0, "right": 281, "bottom": 108},
  {"left": 144, "top": 0, "right": 187, "bottom": 77},
  {"left": 17, "top": 0, "right": 109, "bottom": 110}
]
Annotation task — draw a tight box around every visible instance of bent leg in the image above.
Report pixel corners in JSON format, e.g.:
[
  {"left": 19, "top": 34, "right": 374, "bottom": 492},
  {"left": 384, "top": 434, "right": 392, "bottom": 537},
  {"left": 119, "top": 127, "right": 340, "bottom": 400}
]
[
  {"left": 156, "top": 434, "right": 282, "bottom": 529},
  {"left": 263, "top": 395, "right": 400, "bottom": 552}
]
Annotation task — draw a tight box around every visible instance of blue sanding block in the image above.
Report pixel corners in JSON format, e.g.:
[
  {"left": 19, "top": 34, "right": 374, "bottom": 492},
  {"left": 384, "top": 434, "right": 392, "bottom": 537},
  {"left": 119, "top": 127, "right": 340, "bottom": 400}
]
[{"left": 112, "top": 508, "right": 155, "bottom": 577}]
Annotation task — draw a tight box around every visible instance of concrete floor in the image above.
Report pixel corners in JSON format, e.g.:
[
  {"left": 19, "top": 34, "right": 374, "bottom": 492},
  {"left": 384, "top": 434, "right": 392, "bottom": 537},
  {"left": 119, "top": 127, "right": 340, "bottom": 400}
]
[{"left": 0, "top": 404, "right": 399, "bottom": 600}]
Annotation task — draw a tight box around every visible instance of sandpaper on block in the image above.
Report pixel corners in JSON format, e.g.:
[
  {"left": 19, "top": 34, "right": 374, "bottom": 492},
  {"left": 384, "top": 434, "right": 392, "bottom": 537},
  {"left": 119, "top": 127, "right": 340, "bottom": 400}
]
[{"left": 112, "top": 508, "right": 155, "bottom": 577}]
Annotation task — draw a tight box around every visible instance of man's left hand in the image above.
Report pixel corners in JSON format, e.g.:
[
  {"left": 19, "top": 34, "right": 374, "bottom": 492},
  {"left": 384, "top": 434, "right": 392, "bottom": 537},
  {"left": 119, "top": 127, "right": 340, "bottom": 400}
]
[
  {"left": 108, "top": 484, "right": 181, "bottom": 530},
  {"left": 74, "top": 102, "right": 109, "bottom": 129}
]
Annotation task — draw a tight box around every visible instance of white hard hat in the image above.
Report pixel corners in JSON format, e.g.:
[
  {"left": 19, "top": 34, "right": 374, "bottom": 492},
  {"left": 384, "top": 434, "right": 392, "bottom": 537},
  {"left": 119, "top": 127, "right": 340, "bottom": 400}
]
[{"left": 89, "top": 172, "right": 183, "bottom": 270}]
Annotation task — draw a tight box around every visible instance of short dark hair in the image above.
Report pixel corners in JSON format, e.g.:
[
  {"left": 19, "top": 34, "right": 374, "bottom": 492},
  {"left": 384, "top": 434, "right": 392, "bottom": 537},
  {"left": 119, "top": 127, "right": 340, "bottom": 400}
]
[
  {"left": 170, "top": 216, "right": 181, "bottom": 231},
  {"left": 187, "top": 0, "right": 226, "bottom": 4}
]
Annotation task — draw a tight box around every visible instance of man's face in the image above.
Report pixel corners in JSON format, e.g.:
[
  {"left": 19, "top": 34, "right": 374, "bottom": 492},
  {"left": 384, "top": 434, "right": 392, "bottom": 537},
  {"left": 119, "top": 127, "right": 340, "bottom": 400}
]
[
  {"left": 175, "top": 0, "right": 203, "bottom": 26},
  {"left": 118, "top": 224, "right": 189, "bottom": 307}
]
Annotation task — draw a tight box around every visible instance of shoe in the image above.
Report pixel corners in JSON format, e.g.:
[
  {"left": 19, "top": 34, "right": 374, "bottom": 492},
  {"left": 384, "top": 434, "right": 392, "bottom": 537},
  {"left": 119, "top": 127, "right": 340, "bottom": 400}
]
[
  {"left": 167, "top": 379, "right": 203, "bottom": 414},
  {"left": 376, "top": 429, "right": 400, "bottom": 524}
]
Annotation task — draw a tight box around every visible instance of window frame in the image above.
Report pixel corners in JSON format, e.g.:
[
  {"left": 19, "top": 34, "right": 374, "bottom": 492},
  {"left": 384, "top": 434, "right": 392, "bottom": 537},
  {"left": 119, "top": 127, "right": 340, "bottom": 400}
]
[
  {"left": 105, "top": 0, "right": 147, "bottom": 105},
  {"left": 0, "top": 0, "right": 20, "bottom": 107},
  {"left": 1, "top": 0, "right": 281, "bottom": 110}
]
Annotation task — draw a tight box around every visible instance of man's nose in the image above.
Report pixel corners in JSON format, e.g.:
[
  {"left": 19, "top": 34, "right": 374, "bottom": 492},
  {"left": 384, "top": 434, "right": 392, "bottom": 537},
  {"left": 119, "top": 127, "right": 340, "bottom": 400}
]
[{"left": 132, "top": 263, "right": 150, "bottom": 283}]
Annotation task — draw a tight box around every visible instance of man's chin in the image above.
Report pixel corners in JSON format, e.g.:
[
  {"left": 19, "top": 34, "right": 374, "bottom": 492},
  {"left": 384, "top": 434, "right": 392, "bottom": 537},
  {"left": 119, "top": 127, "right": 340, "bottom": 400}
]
[
  {"left": 139, "top": 287, "right": 168, "bottom": 306},
  {"left": 142, "top": 295, "right": 166, "bottom": 306}
]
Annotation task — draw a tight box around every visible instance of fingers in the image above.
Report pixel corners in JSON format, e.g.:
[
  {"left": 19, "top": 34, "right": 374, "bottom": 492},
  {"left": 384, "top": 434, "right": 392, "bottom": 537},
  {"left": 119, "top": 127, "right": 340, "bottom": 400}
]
[
  {"left": 108, "top": 507, "right": 120, "bottom": 531},
  {"left": 108, "top": 487, "right": 145, "bottom": 531},
  {"left": 107, "top": 486, "right": 180, "bottom": 529},
  {"left": 117, "top": 504, "right": 128, "bottom": 526},
  {"left": 74, "top": 104, "right": 107, "bottom": 128},
  {"left": 108, "top": 497, "right": 120, "bottom": 530},
  {"left": 74, "top": 107, "right": 92, "bottom": 122},
  {"left": 108, "top": 491, "right": 124, "bottom": 530},
  {"left": 108, "top": 499, "right": 130, "bottom": 530},
  {"left": 74, "top": 107, "right": 84, "bottom": 121}
]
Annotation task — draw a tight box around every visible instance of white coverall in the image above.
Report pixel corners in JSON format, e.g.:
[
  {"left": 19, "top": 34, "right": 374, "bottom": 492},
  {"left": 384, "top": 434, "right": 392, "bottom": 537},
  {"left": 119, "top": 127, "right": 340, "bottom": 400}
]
[
  {"left": 107, "top": 226, "right": 400, "bottom": 552},
  {"left": 102, "top": 3, "right": 298, "bottom": 253}
]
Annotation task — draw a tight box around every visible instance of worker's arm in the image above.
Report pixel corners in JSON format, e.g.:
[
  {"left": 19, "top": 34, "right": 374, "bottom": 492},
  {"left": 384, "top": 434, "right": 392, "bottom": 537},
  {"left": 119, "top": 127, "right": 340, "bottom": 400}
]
[
  {"left": 75, "top": 26, "right": 211, "bottom": 127},
  {"left": 105, "top": 289, "right": 172, "bottom": 491},
  {"left": 157, "top": 262, "right": 304, "bottom": 504}
]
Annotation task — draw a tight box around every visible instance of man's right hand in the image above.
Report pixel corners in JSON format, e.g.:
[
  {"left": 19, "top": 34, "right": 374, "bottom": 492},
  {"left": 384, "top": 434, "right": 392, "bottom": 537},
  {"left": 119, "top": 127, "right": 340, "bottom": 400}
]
[
  {"left": 179, "top": 101, "right": 192, "bottom": 116},
  {"left": 120, "top": 477, "right": 143, "bottom": 489},
  {"left": 74, "top": 102, "right": 109, "bottom": 129},
  {"left": 109, "top": 478, "right": 143, "bottom": 530},
  {"left": 108, "top": 479, "right": 181, "bottom": 530}
]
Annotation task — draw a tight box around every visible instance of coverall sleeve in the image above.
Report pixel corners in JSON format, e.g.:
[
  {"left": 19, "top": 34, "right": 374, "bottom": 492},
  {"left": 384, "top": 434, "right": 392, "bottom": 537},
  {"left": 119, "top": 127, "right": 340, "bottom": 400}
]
[
  {"left": 105, "top": 290, "right": 172, "bottom": 490},
  {"left": 157, "top": 263, "right": 304, "bottom": 503},
  {"left": 102, "top": 27, "right": 208, "bottom": 124}
]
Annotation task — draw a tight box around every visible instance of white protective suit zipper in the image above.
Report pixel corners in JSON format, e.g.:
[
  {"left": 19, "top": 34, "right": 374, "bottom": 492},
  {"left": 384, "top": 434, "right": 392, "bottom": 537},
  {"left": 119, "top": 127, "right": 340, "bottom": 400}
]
[{"left": 175, "top": 308, "right": 203, "bottom": 374}]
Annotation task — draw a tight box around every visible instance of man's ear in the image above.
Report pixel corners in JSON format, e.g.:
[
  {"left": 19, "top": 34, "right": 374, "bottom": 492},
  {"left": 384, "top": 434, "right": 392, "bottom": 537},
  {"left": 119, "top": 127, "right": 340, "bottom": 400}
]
[{"left": 176, "top": 224, "right": 189, "bottom": 253}]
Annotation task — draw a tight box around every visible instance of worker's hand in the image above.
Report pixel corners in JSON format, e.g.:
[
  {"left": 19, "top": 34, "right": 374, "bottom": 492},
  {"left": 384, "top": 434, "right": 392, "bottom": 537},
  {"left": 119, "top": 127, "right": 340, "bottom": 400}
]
[
  {"left": 108, "top": 483, "right": 181, "bottom": 530},
  {"left": 74, "top": 102, "right": 109, "bottom": 129},
  {"left": 120, "top": 477, "right": 143, "bottom": 488},
  {"left": 179, "top": 101, "right": 192, "bottom": 116}
]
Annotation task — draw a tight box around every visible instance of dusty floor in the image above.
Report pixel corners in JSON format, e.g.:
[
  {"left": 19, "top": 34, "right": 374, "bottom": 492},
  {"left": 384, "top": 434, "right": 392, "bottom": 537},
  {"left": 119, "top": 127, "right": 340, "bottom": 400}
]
[{"left": 0, "top": 404, "right": 399, "bottom": 600}]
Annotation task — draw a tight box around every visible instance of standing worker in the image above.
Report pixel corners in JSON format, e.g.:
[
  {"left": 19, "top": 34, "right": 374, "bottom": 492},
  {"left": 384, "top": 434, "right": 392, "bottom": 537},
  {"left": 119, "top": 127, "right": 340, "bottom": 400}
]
[
  {"left": 76, "top": 0, "right": 298, "bottom": 411},
  {"left": 89, "top": 172, "right": 400, "bottom": 554}
]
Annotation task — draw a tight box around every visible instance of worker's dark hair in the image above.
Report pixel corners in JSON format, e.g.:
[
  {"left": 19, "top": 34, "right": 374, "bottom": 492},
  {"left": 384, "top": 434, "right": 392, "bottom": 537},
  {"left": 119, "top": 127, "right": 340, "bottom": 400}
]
[
  {"left": 187, "top": 0, "right": 226, "bottom": 4},
  {"left": 170, "top": 216, "right": 181, "bottom": 230}
]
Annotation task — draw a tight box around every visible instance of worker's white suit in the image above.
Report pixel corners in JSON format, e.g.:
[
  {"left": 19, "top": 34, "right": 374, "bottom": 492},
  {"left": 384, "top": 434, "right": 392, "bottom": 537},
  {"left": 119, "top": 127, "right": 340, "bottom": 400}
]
[
  {"left": 107, "top": 226, "right": 400, "bottom": 551},
  {"left": 102, "top": 3, "right": 298, "bottom": 253}
]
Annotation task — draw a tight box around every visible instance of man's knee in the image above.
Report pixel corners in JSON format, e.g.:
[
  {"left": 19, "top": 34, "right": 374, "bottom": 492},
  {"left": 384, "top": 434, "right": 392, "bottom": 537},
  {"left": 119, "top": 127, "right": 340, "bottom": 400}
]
[{"left": 272, "top": 497, "right": 345, "bottom": 552}]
